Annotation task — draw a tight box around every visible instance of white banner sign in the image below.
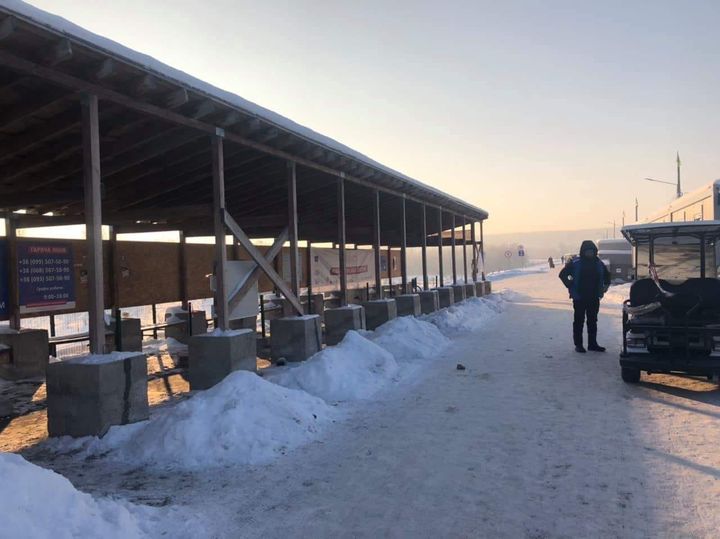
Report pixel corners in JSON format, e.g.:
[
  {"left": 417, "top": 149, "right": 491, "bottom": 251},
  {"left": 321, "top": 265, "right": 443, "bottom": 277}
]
[{"left": 312, "top": 248, "right": 376, "bottom": 291}]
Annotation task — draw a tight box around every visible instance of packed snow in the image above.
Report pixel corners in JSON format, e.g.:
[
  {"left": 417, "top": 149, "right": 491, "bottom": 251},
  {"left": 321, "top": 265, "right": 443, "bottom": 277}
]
[
  {"left": 0, "top": 452, "right": 173, "bottom": 539},
  {"left": 74, "top": 371, "right": 336, "bottom": 470},
  {"left": 269, "top": 331, "right": 400, "bottom": 402}
]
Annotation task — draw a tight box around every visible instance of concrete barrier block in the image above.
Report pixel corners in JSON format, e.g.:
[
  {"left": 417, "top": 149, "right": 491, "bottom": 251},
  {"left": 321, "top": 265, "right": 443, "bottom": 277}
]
[
  {"left": 271, "top": 315, "right": 322, "bottom": 362},
  {"left": 188, "top": 329, "right": 256, "bottom": 390},
  {"left": 419, "top": 290, "right": 439, "bottom": 314},
  {"left": 475, "top": 281, "right": 484, "bottom": 297},
  {"left": 0, "top": 328, "right": 49, "bottom": 380},
  {"left": 165, "top": 311, "right": 208, "bottom": 344},
  {"left": 395, "top": 294, "right": 421, "bottom": 317},
  {"left": 451, "top": 284, "right": 466, "bottom": 302},
  {"left": 435, "top": 286, "right": 455, "bottom": 309},
  {"left": 107, "top": 318, "right": 142, "bottom": 352},
  {"left": 324, "top": 305, "right": 365, "bottom": 345},
  {"left": 464, "top": 283, "right": 476, "bottom": 298},
  {"left": 229, "top": 316, "right": 257, "bottom": 331},
  {"left": 362, "top": 299, "right": 397, "bottom": 330},
  {"left": 46, "top": 352, "right": 148, "bottom": 438}
]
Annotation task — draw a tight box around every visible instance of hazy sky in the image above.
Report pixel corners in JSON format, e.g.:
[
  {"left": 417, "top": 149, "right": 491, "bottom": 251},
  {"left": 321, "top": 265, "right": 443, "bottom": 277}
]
[{"left": 23, "top": 0, "right": 720, "bottom": 234}]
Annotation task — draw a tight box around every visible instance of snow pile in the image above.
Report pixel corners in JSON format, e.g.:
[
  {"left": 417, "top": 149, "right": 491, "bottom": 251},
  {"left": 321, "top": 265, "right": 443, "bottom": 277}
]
[
  {"left": 86, "top": 371, "right": 335, "bottom": 470},
  {"left": 424, "top": 295, "right": 507, "bottom": 334},
  {"left": 1, "top": 452, "right": 153, "bottom": 539},
  {"left": 269, "top": 331, "right": 399, "bottom": 402},
  {"left": 367, "top": 315, "right": 449, "bottom": 361}
]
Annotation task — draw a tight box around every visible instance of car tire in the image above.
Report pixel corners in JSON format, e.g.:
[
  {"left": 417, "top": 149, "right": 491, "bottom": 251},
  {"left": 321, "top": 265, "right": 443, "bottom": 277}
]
[{"left": 621, "top": 367, "right": 641, "bottom": 384}]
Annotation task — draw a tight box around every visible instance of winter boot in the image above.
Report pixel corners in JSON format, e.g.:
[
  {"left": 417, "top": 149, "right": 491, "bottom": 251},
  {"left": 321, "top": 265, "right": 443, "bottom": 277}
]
[
  {"left": 588, "top": 335, "right": 606, "bottom": 352},
  {"left": 575, "top": 345, "right": 587, "bottom": 353}
]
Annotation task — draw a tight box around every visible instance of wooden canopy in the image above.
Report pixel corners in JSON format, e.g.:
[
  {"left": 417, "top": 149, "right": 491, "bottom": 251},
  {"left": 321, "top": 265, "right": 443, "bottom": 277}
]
[{"left": 0, "top": 3, "right": 488, "bottom": 248}]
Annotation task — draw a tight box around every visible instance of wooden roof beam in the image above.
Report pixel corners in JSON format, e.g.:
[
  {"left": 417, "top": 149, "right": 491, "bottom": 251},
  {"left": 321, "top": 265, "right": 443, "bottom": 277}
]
[
  {"left": 165, "top": 87, "right": 189, "bottom": 108},
  {"left": 0, "top": 48, "right": 488, "bottom": 220},
  {"left": 0, "top": 92, "right": 71, "bottom": 132},
  {"left": 46, "top": 38, "right": 73, "bottom": 66},
  {"left": 94, "top": 58, "right": 116, "bottom": 81},
  {"left": 0, "top": 16, "right": 16, "bottom": 41}
]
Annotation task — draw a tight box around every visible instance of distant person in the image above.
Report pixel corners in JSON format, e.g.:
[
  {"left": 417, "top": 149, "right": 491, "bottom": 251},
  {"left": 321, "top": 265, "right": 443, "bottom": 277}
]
[
  {"left": 548, "top": 256, "right": 555, "bottom": 268},
  {"left": 560, "top": 255, "right": 565, "bottom": 264},
  {"left": 559, "top": 240, "right": 611, "bottom": 353}
]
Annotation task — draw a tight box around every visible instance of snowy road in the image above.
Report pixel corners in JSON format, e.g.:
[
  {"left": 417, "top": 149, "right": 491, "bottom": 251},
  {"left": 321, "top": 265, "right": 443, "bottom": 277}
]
[{"left": 33, "top": 271, "right": 720, "bottom": 538}]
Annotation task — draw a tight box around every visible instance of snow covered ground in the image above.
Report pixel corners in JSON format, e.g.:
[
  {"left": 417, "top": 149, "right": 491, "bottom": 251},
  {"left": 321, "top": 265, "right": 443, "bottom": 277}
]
[
  {"left": 486, "top": 262, "right": 550, "bottom": 282},
  {"left": 0, "top": 452, "right": 204, "bottom": 539},
  {"left": 12, "top": 273, "right": 720, "bottom": 538}
]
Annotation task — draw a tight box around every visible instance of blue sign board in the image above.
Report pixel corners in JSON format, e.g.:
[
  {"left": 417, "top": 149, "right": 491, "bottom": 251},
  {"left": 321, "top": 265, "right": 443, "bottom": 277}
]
[
  {"left": 17, "top": 242, "right": 75, "bottom": 314},
  {"left": 0, "top": 239, "right": 8, "bottom": 319}
]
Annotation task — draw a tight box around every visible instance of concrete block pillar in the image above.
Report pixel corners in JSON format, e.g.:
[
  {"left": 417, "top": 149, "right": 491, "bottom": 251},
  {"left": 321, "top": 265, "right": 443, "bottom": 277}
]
[
  {"left": 0, "top": 329, "right": 49, "bottom": 380},
  {"left": 436, "top": 286, "right": 455, "bottom": 309},
  {"left": 483, "top": 281, "right": 492, "bottom": 295},
  {"left": 362, "top": 299, "right": 397, "bottom": 330},
  {"left": 46, "top": 352, "right": 149, "bottom": 438},
  {"left": 395, "top": 294, "right": 421, "bottom": 317},
  {"left": 229, "top": 316, "right": 257, "bottom": 331},
  {"left": 165, "top": 310, "right": 208, "bottom": 344},
  {"left": 271, "top": 315, "right": 322, "bottom": 362},
  {"left": 451, "top": 284, "right": 466, "bottom": 302},
  {"left": 419, "top": 290, "right": 439, "bottom": 314},
  {"left": 324, "top": 305, "right": 365, "bottom": 345},
  {"left": 188, "top": 329, "right": 257, "bottom": 390},
  {"left": 475, "top": 281, "right": 484, "bottom": 297},
  {"left": 464, "top": 283, "right": 476, "bottom": 298},
  {"left": 107, "top": 318, "right": 142, "bottom": 352}
]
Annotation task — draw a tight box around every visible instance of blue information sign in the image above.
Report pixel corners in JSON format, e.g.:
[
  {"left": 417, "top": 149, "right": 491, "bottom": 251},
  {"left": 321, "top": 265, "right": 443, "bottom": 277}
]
[
  {"left": 17, "top": 242, "right": 75, "bottom": 314},
  {"left": 0, "top": 239, "right": 8, "bottom": 319}
]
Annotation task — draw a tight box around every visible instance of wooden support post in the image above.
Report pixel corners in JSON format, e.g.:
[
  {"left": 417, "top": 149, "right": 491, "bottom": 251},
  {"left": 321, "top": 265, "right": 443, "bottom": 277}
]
[
  {"left": 287, "top": 161, "right": 300, "bottom": 300},
  {"left": 179, "top": 230, "right": 188, "bottom": 310},
  {"left": 400, "top": 196, "right": 408, "bottom": 294},
  {"left": 421, "top": 204, "right": 428, "bottom": 290},
  {"left": 480, "top": 220, "right": 485, "bottom": 280},
  {"left": 211, "top": 131, "right": 229, "bottom": 331},
  {"left": 109, "top": 226, "right": 120, "bottom": 312},
  {"left": 373, "top": 189, "right": 382, "bottom": 299},
  {"left": 462, "top": 217, "right": 468, "bottom": 284},
  {"left": 438, "top": 208, "right": 444, "bottom": 287},
  {"left": 306, "top": 241, "right": 313, "bottom": 314},
  {"left": 337, "top": 177, "right": 347, "bottom": 306},
  {"left": 6, "top": 215, "right": 19, "bottom": 329},
  {"left": 387, "top": 244, "right": 392, "bottom": 294},
  {"left": 82, "top": 93, "right": 105, "bottom": 354},
  {"left": 471, "top": 221, "right": 478, "bottom": 282},
  {"left": 451, "top": 214, "right": 457, "bottom": 284}
]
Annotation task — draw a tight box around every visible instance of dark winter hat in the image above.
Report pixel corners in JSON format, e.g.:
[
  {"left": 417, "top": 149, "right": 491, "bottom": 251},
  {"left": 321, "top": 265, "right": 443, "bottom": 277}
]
[{"left": 579, "top": 240, "right": 598, "bottom": 255}]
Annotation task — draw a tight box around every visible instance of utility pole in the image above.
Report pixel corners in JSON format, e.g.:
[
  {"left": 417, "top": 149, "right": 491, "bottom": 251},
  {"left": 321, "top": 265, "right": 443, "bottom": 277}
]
[
  {"left": 635, "top": 198, "right": 639, "bottom": 222},
  {"left": 676, "top": 151, "right": 682, "bottom": 199}
]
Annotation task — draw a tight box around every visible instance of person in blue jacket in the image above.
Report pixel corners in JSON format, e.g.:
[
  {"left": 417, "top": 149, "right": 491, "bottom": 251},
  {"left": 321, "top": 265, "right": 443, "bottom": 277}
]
[{"left": 559, "top": 240, "right": 611, "bottom": 353}]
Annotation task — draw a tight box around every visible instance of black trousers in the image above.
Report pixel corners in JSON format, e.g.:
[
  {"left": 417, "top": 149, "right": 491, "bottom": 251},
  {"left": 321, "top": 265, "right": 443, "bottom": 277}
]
[{"left": 573, "top": 298, "right": 600, "bottom": 346}]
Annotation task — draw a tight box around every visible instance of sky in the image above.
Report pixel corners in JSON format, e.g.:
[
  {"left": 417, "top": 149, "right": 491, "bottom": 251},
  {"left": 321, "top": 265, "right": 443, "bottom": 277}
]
[{"left": 21, "top": 0, "right": 720, "bottom": 235}]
